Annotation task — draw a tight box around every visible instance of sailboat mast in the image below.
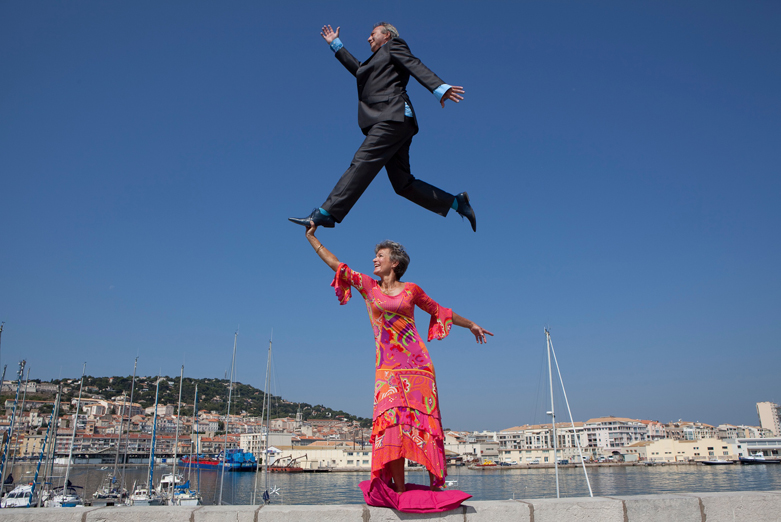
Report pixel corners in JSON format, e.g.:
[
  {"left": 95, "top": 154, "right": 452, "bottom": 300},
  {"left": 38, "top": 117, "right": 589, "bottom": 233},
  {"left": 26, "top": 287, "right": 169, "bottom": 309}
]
[
  {"left": 10, "top": 366, "right": 31, "bottom": 472},
  {"left": 148, "top": 375, "right": 161, "bottom": 495},
  {"left": 171, "top": 364, "right": 184, "bottom": 500},
  {"left": 0, "top": 360, "right": 26, "bottom": 488},
  {"left": 120, "top": 357, "right": 138, "bottom": 490},
  {"left": 193, "top": 384, "right": 199, "bottom": 491},
  {"left": 548, "top": 334, "right": 593, "bottom": 497},
  {"left": 38, "top": 384, "right": 63, "bottom": 507},
  {"left": 218, "top": 330, "right": 238, "bottom": 506},
  {"left": 32, "top": 385, "right": 60, "bottom": 506},
  {"left": 263, "top": 334, "right": 272, "bottom": 502},
  {"left": 62, "top": 362, "right": 86, "bottom": 497},
  {"left": 112, "top": 384, "right": 128, "bottom": 478},
  {"left": 545, "top": 330, "right": 560, "bottom": 498}
]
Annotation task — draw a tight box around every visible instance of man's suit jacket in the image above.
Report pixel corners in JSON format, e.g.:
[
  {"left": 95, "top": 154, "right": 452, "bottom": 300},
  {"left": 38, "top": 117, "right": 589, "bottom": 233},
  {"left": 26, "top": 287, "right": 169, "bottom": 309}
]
[{"left": 335, "top": 38, "right": 445, "bottom": 134}]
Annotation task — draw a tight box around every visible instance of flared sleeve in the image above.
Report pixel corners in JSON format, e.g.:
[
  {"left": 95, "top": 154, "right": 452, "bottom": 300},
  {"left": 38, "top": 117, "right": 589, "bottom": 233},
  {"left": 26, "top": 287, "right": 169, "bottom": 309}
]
[
  {"left": 411, "top": 284, "right": 453, "bottom": 341},
  {"left": 330, "top": 263, "right": 371, "bottom": 305}
]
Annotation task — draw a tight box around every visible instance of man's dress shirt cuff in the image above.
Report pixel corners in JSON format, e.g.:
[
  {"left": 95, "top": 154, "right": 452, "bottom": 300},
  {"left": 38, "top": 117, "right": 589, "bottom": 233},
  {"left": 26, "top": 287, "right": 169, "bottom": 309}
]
[
  {"left": 329, "top": 38, "right": 343, "bottom": 53},
  {"left": 434, "top": 84, "right": 453, "bottom": 102}
]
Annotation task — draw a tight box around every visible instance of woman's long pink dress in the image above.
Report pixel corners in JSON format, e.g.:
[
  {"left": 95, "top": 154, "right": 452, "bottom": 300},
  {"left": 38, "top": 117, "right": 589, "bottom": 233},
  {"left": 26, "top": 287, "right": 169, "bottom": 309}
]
[{"left": 332, "top": 263, "right": 453, "bottom": 488}]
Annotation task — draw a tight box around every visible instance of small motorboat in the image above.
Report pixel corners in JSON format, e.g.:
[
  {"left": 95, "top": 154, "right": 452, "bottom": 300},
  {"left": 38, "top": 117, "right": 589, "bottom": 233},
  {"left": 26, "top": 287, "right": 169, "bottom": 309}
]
[
  {"left": 739, "top": 453, "right": 781, "bottom": 464},
  {"left": 700, "top": 459, "right": 734, "bottom": 465}
]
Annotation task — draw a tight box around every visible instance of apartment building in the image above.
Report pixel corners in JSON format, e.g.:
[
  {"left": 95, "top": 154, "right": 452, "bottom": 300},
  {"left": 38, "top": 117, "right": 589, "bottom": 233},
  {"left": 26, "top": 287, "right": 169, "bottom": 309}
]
[
  {"left": 582, "top": 417, "right": 648, "bottom": 448},
  {"left": 756, "top": 402, "right": 781, "bottom": 437}
]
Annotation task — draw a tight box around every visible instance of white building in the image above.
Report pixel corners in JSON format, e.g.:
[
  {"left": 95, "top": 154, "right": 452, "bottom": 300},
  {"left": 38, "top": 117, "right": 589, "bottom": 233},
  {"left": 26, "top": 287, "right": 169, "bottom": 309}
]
[
  {"left": 583, "top": 417, "right": 648, "bottom": 449},
  {"left": 444, "top": 431, "right": 499, "bottom": 463}
]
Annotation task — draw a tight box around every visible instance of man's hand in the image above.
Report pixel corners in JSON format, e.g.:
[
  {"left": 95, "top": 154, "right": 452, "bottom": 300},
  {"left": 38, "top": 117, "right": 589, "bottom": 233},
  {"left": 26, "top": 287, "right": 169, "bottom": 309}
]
[
  {"left": 440, "top": 86, "right": 465, "bottom": 108},
  {"left": 321, "top": 25, "right": 340, "bottom": 44}
]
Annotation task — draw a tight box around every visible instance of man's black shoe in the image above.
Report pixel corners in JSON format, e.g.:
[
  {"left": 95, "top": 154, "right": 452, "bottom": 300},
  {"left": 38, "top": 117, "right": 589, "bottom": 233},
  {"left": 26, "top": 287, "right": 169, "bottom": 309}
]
[
  {"left": 288, "top": 208, "right": 336, "bottom": 228},
  {"left": 454, "top": 192, "right": 476, "bottom": 232}
]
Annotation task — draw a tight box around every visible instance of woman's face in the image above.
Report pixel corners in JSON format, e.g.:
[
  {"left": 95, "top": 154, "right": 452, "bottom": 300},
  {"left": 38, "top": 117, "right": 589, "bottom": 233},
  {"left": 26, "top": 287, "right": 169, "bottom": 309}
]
[{"left": 373, "top": 248, "right": 398, "bottom": 278}]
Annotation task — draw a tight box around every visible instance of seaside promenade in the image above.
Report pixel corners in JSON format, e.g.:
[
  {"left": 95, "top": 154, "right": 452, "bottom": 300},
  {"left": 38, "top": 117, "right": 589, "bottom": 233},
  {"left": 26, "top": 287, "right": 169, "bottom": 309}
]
[{"left": 2, "top": 490, "right": 781, "bottom": 521}]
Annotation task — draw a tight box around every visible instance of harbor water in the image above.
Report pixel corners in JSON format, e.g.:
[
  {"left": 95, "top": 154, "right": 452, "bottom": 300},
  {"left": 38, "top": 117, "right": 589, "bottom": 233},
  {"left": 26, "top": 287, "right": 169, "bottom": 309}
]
[{"left": 9, "top": 462, "right": 781, "bottom": 505}]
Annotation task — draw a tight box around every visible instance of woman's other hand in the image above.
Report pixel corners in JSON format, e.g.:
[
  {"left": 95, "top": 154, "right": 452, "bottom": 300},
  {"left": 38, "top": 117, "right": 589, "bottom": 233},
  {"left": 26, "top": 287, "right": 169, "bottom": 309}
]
[{"left": 470, "top": 324, "right": 494, "bottom": 344}]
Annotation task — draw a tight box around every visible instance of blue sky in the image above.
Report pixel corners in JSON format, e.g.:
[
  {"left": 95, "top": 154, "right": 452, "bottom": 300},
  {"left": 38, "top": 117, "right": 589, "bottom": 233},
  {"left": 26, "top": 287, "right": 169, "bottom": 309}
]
[{"left": 1, "top": 2, "right": 779, "bottom": 431}]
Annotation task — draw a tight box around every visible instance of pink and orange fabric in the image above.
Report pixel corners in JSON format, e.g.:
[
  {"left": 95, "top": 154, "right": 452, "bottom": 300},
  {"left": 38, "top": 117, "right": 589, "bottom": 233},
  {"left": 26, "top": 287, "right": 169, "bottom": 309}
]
[{"left": 331, "top": 263, "right": 453, "bottom": 488}]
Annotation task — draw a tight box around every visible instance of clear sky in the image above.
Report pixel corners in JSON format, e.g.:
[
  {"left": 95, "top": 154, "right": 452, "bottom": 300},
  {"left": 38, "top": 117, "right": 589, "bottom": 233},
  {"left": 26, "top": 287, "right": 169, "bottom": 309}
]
[{"left": 1, "top": 2, "right": 779, "bottom": 431}]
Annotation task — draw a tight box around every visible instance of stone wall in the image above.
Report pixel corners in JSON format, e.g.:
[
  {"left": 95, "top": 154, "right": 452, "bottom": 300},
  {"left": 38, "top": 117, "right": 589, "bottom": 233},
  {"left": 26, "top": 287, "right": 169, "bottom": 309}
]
[{"left": 2, "top": 491, "right": 781, "bottom": 521}]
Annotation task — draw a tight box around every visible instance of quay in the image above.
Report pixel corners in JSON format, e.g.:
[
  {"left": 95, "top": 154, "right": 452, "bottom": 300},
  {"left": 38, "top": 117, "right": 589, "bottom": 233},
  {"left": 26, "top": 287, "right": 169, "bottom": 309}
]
[{"left": 2, "top": 490, "right": 780, "bottom": 521}]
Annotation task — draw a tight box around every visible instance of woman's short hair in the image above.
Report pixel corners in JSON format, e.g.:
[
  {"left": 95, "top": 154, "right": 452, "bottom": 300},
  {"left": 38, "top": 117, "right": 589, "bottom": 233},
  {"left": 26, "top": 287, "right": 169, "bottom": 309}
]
[
  {"left": 373, "top": 22, "right": 399, "bottom": 39},
  {"left": 375, "top": 240, "right": 410, "bottom": 279}
]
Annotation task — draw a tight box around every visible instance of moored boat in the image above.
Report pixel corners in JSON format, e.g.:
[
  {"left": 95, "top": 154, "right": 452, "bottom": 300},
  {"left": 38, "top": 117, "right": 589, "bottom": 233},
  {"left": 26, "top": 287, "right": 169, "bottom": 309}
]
[
  {"left": 739, "top": 453, "right": 781, "bottom": 464},
  {"left": 180, "top": 448, "right": 257, "bottom": 472},
  {"left": 1, "top": 483, "right": 36, "bottom": 508},
  {"left": 701, "top": 459, "right": 734, "bottom": 465}
]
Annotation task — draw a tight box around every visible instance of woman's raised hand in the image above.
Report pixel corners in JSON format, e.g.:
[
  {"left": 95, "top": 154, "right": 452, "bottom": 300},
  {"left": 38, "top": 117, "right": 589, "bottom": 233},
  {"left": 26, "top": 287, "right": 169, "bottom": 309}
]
[
  {"left": 470, "top": 324, "right": 494, "bottom": 344},
  {"left": 321, "top": 25, "right": 340, "bottom": 44},
  {"left": 305, "top": 221, "right": 318, "bottom": 240}
]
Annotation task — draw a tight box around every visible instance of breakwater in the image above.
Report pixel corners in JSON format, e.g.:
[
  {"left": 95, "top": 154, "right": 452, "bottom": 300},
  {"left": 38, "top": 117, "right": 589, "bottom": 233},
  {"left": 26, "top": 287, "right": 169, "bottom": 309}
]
[{"left": 3, "top": 491, "right": 781, "bottom": 521}]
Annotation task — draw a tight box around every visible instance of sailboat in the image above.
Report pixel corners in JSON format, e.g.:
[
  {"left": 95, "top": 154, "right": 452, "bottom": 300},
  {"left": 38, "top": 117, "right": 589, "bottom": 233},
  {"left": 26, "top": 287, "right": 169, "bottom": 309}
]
[
  {"left": 1, "top": 385, "right": 60, "bottom": 508},
  {"left": 46, "top": 363, "right": 86, "bottom": 508},
  {"left": 128, "top": 374, "right": 163, "bottom": 506},
  {"left": 172, "top": 383, "right": 203, "bottom": 506},
  {"left": 252, "top": 333, "right": 281, "bottom": 505},
  {"left": 93, "top": 361, "right": 135, "bottom": 505},
  {"left": 543, "top": 329, "right": 593, "bottom": 499},
  {"left": 164, "top": 365, "right": 202, "bottom": 506}
]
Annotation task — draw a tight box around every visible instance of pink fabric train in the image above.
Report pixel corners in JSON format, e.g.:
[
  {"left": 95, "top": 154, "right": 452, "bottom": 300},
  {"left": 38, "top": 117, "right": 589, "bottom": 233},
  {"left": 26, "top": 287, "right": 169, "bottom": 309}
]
[{"left": 359, "top": 478, "right": 472, "bottom": 513}]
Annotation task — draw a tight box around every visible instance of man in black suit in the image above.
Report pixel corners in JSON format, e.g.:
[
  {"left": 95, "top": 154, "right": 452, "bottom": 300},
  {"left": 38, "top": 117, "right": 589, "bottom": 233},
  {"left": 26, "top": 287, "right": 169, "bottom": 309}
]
[{"left": 289, "top": 22, "right": 477, "bottom": 232}]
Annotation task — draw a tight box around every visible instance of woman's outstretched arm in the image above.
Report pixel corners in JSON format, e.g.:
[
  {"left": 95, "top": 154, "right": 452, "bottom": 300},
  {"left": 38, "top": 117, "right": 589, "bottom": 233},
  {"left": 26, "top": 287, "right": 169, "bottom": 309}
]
[
  {"left": 452, "top": 312, "right": 494, "bottom": 344},
  {"left": 305, "top": 222, "right": 340, "bottom": 272}
]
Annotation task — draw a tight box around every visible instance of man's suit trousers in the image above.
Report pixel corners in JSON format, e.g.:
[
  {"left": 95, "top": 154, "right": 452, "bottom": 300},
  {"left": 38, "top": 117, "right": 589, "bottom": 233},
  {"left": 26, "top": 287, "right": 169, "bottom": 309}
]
[{"left": 322, "top": 117, "right": 455, "bottom": 223}]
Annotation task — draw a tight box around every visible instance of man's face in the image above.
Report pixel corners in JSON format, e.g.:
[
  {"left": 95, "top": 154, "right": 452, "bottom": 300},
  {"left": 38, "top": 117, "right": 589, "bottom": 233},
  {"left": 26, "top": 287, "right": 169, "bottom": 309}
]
[{"left": 368, "top": 26, "right": 390, "bottom": 53}]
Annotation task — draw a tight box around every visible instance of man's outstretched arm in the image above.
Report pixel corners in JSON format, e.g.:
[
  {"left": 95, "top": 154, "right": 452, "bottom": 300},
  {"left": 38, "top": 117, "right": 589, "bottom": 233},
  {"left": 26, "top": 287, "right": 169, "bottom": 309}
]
[
  {"left": 388, "top": 39, "right": 465, "bottom": 108},
  {"left": 321, "top": 24, "right": 360, "bottom": 76}
]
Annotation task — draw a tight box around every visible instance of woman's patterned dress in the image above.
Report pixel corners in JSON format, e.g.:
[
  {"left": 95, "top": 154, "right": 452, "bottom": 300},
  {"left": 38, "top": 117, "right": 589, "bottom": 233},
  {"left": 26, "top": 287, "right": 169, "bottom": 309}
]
[{"left": 332, "top": 263, "right": 453, "bottom": 487}]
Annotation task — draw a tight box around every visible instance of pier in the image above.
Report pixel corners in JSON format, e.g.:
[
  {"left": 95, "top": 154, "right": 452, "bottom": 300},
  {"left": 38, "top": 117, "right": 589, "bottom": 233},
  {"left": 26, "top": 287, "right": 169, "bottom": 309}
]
[{"left": 2, "top": 490, "right": 780, "bottom": 521}]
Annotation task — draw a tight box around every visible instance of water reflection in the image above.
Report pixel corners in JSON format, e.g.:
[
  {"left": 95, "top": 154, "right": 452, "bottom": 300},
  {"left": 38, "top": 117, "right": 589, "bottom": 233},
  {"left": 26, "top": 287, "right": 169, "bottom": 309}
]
[{"left": 10, "top": 463, "right": 781, "bottom": 505}]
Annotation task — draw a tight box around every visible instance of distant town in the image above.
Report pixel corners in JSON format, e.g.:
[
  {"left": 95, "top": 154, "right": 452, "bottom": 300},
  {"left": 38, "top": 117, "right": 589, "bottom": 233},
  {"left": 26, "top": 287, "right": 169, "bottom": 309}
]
[{"left": 2, "top": 375, "right": 780, "bottom": 471}]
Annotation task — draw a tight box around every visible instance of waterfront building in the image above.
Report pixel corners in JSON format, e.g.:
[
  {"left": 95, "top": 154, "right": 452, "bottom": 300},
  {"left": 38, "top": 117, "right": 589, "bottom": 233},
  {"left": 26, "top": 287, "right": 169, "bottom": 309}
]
[
  {"left": 756, "top": 402, "right": 781, "bottom": 436},
  {"left": 276, "top": 441, "right": 373, "bottom": 470},
  {"left": 582, "top": 417, "right": 648, "bottom": 448},
  {"left": 732, "top": 437, "right": 781, "bottom": 457},
  {"left": 497, "top": 423, "right": 596, "bottom": 463},
  {"left": 444, "top": 431, "right": 500, "bottom": 463},
  {"left": 622, "top": 437, "right": 737, "bottom": 462},
  {"left": 52, "top": 432, "right": 192, "bottom": 456},
  {"left": 239, "top": 432, "right": 294, "bottom": 456}
]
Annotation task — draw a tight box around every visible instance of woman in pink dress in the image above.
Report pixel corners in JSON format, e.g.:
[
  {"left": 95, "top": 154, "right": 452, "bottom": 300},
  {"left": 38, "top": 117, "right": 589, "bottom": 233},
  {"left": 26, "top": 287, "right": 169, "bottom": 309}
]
[{"left": 304, "top": 223, "right": 493, "bottom": 492}]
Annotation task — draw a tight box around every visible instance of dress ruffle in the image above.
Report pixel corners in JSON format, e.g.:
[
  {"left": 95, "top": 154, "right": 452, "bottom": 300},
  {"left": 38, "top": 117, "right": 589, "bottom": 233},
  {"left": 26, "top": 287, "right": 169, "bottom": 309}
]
[
  {"left": 331, "top": 263, "right": 358, "bottom": 305},
  {"left": 370, "top": 407, "right": 446, "bottom": 488},
  {"left": 427, "top": 307, "right": 453, "bottom": 342}
]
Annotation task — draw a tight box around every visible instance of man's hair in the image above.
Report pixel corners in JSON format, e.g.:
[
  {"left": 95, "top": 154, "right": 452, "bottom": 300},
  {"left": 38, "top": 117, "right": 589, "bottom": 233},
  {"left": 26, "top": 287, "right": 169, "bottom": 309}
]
[
  {"left": 375, "top": 240, "right": 410, "bottom": 279},
  {"left": 373, "top": 22, "right": 399, "bottom": 39}
]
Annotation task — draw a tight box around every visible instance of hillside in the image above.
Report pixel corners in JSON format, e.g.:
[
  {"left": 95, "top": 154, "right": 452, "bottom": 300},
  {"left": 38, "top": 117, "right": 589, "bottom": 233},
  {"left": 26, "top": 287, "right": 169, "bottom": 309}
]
[{"left": 2, "top": 375, "right": 371, "bottom": 426}]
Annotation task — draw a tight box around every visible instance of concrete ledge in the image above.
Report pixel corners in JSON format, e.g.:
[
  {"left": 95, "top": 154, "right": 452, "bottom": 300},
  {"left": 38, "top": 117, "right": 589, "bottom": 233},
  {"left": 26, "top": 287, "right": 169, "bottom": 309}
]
[{"left": 0, "top": 491, "right": 779, "bottom": 521}]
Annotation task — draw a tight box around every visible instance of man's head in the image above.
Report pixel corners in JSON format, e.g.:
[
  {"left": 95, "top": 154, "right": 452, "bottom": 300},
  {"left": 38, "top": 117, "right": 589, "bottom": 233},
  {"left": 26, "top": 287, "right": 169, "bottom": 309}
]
[{"left": 368, "top": 22, "right": 399, "bottom": 52}]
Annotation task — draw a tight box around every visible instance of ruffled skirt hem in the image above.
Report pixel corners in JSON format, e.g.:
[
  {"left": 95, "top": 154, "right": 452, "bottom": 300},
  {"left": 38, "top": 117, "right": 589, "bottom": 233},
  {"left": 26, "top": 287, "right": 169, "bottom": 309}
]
[{"left": 370, "top": 409, "right": 446, "bottom": 488}]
